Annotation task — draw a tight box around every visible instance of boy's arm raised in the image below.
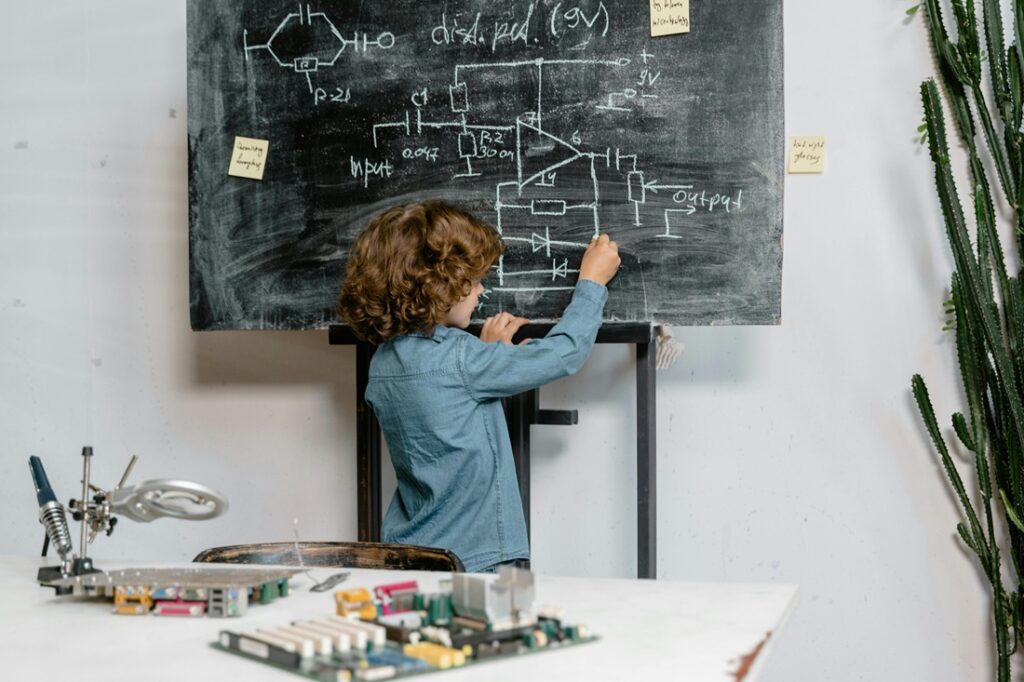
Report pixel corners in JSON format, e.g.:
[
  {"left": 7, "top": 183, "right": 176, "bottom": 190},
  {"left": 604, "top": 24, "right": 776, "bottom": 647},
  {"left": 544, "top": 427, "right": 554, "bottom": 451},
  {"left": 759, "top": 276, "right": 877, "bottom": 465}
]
[
  {"left": 459, "top": 234, "right": 621, "bottom": 400},
  {"left": 459, "top": 280, "right": 608, "bottom": 400}
]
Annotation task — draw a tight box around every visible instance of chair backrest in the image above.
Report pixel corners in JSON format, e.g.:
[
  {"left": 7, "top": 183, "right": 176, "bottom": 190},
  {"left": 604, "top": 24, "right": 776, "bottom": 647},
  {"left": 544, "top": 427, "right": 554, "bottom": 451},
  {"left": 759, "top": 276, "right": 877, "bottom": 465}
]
[{"left": 192, "top": 541, "right": 464, "bottom": 572}]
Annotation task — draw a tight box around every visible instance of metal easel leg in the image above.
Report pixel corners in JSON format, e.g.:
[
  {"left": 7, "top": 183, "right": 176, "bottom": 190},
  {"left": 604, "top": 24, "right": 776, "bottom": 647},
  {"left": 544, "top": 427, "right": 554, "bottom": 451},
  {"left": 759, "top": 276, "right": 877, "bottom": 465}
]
[
  {"left": 506, "top": 390, "right": 536, "bottom": 543},
  {"left": 356, "top": 342, "right": 382, "bottom": 542},
  {"left": 637, "top": 340, "right": 657, "bottom": 579}
]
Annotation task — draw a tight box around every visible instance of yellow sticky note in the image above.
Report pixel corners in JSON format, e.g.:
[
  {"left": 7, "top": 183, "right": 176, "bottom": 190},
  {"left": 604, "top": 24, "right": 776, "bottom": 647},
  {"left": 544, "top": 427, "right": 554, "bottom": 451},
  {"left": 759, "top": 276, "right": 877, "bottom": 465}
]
[
  {"left": 228, "top": 136, "right": 270, "bottom": 180},
  {"left": 650, "top": 0, "right": 690, "bottom": 37},
  {"left": 788, "top": 136, "right": 826, "bottom": 174}
]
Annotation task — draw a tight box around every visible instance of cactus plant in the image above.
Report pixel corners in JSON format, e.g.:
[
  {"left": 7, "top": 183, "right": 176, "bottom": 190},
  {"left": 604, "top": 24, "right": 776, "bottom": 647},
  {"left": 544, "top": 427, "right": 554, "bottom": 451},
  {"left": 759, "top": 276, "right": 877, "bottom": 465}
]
[{"left": 912, "top": 1, "right": 1024, "bottom": 679}]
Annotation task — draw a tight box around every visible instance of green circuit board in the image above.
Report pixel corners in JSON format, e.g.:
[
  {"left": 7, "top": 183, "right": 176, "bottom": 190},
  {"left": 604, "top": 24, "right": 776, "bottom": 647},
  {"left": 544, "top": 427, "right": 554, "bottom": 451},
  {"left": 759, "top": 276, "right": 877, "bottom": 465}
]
[{"left": 213, "top": 626, "right": 598, "bottom": 681}]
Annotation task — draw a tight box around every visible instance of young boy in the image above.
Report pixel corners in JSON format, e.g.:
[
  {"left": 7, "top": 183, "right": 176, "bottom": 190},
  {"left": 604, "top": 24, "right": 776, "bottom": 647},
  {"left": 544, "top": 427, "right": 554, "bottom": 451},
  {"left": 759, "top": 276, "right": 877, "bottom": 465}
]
[{"left": 337, "top": 201, "right": 620, "bottom": 572}]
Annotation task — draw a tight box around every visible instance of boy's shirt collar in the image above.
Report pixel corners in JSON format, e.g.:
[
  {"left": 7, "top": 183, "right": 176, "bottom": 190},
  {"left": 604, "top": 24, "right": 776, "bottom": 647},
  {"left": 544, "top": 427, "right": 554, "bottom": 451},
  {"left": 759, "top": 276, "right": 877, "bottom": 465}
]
[{"left": 405, "top": 325, "right": 453, "bottom": 343}]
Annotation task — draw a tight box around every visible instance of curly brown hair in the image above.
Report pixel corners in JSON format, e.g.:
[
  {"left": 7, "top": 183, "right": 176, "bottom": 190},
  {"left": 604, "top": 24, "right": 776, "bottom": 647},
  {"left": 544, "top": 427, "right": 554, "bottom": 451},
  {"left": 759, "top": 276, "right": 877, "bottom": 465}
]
[{"left": 336, "top": 201, "right": 504, "bottom": 344}]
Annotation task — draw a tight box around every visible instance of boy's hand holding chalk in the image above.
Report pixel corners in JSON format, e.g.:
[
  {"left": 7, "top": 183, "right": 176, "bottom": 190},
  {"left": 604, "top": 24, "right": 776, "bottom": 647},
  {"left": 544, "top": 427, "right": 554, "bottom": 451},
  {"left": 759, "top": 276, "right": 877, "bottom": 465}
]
[{"left": 579, "top": 233, "right": 621, "bottom": 286}]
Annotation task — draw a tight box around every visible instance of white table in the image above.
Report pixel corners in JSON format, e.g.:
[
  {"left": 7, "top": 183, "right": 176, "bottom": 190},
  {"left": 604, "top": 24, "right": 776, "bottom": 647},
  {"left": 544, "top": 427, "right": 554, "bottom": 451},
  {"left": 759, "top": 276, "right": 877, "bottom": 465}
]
[{"left": 1, "top": 556, "right": 796, "bottom": 681}]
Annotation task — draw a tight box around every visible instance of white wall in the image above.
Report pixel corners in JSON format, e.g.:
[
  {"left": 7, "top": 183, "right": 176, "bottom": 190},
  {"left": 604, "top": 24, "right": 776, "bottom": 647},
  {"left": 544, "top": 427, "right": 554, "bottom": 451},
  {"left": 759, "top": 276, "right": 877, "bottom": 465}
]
[{"left": 0, "top": 1, "right": 994, "bottom": 679}]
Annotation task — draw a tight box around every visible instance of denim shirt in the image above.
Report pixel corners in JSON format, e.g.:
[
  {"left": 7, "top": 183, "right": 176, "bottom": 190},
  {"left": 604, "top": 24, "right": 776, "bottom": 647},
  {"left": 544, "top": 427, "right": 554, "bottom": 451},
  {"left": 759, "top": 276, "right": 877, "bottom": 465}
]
[{"left": 365, "top": 279, "right": 608, "bottom": 572}]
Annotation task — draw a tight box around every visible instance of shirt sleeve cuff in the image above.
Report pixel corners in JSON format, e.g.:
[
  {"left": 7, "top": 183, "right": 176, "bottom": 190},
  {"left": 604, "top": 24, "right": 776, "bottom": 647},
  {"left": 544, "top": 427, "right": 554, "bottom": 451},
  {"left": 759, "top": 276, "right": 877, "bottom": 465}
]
[{"left": 574, "top": 279, "right": 609, "bottom": 305}]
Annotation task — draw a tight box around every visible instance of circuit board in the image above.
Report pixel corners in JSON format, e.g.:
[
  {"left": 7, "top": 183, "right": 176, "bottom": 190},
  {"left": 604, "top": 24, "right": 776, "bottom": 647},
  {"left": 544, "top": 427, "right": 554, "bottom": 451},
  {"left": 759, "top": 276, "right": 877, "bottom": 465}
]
[
  {"left": 212, "top": 620, "right": 597, "bottom": 680},
  {"left": 41, "top": 566, "right": 299, "bottom": 616},
  {"left": 211, "top": 566, "right": 597, "bottom": 680},
  {"left": 43, "top": 566, "right": 300, "bottom": 590}
]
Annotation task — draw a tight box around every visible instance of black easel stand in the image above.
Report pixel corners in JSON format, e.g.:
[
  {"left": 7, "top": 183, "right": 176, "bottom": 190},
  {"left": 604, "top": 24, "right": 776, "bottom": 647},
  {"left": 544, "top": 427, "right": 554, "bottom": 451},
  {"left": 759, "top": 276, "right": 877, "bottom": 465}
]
[{"left": 329, "top": 322, "right": 657, "bottom": 579}]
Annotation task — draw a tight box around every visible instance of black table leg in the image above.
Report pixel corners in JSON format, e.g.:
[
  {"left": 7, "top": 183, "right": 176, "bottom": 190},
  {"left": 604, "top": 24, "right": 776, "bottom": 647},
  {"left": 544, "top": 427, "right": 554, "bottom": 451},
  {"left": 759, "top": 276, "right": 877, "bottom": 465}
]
[
  {"left": 356, "top": 342, "right": 382, "bottom": 542},
  {"left": 506, "top": 390, "right": 536, "bottom": 543}
]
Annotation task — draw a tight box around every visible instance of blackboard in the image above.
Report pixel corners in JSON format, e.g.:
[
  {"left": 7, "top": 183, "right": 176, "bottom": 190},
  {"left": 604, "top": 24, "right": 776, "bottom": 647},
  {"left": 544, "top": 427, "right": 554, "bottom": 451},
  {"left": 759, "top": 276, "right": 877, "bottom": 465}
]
[{"left": 187, "top": 0, "right": 784, "bottom": 330}]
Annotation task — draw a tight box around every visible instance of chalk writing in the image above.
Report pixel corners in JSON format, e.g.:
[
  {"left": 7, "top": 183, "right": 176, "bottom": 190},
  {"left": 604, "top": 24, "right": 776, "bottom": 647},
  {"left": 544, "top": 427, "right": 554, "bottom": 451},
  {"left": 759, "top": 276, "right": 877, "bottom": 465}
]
[
  {"left": 402, "top": 146, "right": 440, "bottom": 162},
  {"left": 432, "top": 12, "right": 487, "bottom": 47},
  {"left": 313, "top": 87, "right": 351, "bottom": 105},
  {"left": 196, "top": 0, "right": 784, "bottom": 328},
  {"left": 550, "top": 2, "right": 611, "bottom": 39},
  {"left": 491, "top": 3, "right": 537, "bottom": 52},
  {"left": 349, "top": 156, "right": 393, "bottom": 187},
  {"left": 244, "top": 4, "right": 395, "bottom": 101}
]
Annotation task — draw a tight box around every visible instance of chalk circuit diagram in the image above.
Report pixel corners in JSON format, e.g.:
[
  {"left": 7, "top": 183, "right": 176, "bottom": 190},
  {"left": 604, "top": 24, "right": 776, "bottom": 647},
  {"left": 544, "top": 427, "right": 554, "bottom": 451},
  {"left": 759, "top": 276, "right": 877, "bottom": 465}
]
[
  {"left": 243, "top": 4, "right": 395, "bottom": 100},
  {"left": 241, "top": 4, "right": 745, "bottom": 303}
]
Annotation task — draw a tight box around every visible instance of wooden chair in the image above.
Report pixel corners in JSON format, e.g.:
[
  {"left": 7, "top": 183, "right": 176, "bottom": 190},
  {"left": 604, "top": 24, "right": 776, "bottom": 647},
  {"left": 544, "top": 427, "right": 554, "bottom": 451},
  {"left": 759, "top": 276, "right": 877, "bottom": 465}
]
[{"left": 192, "top": 541, "right": 464, "bottom": 572}]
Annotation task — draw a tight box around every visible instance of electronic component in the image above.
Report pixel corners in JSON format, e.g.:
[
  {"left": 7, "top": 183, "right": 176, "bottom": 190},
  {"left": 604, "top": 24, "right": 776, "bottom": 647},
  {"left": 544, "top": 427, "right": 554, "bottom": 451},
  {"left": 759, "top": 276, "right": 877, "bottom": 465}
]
[
  {"left": 327, "top": 616, "right": 387, "bottom": 648},
  {"left": 450, "top": 565, "right": 535, "bottom": 631},
  {"left": 219, "top": 631, "right": 303, "bottom": 670},
  {"left": 425, "top": 593, "right": 453, "bottom": 626},
  {"left": 375, "top": 613, "right": 423, "bottom": 644},
  {"left": 401, "top": 642, "right": 465, "bottom": 669},
  {"left": 375, "top": 580, "right": 418, "bottom": 614},
  {"left": 449, "top": 625, "right": 530, "bottom": 650},
  {"left": 473, "top": 639, "right": 520, "bottom": 659},
  {"left": 154, "top": 600, "right": 206, "bottom": 617},
  {"left": 208, "top": 587, "right": 249, "bottom": 617},
  {"left": 113, "top": 586, "right": 152, "bottom": 615},
  {"left": 286, "top": 621, "right": 353, "bottom": 652},
  {"left": 336, "top": 587, "right": 379, "bottom": 620},
  {"left": 365, "top": 650, "right": 427, "bottom": 674}
]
